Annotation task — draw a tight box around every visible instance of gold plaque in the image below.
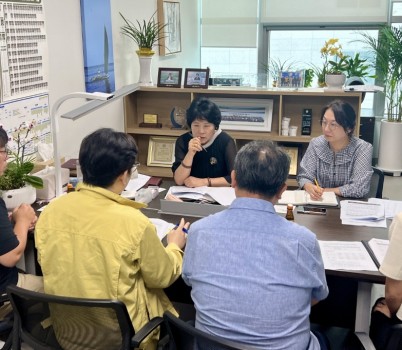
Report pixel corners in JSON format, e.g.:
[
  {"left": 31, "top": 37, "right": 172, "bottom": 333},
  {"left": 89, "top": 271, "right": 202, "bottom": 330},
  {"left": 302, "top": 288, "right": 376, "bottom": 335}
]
[
  {"left": 147, "top": 136, "right": 177, "bottom": 167},
  {"left": 144, "top": 114, "right": 158, "bottom": 124}
]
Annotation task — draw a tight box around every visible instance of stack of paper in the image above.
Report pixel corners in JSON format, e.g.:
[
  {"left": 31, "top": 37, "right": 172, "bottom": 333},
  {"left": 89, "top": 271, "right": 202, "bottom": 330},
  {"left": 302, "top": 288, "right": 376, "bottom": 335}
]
[
  {"left": 278, "top": 190, "right": 338, "bottom": 207},
  {"left": 340, "top": 200, "right": 386, "bottom": 227},
  {"left": 368, "top": 198, "right": 402, "bottom": 219},
  {"left": 166, "top": 186, "right": 236, "bottom": 206}
]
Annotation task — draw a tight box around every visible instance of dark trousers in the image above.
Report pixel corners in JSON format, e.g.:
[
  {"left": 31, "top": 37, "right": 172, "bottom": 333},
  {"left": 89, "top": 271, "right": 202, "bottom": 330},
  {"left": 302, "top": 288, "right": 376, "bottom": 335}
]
[{"left": 370, "top": 311, "right": 402, "bottom": 350}]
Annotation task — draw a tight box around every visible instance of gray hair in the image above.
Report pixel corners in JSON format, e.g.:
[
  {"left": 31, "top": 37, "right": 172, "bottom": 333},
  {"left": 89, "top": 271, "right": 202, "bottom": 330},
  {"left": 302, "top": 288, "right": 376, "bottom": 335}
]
[{"left": 234, "top": 140, "right": 290, "bottom": 198}]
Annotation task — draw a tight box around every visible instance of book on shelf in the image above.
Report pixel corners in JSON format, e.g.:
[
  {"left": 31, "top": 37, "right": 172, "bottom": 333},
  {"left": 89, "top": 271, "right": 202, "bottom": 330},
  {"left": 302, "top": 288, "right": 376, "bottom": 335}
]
[{"left": 278, "top": 190, "right": 338, "bottom": 207}]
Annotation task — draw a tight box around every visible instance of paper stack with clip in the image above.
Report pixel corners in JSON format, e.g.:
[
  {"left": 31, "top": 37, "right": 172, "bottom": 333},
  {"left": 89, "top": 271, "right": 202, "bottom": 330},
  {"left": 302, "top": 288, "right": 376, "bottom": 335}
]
[{"left": 340, "top": 200, "right": 386, "bottom": 227}]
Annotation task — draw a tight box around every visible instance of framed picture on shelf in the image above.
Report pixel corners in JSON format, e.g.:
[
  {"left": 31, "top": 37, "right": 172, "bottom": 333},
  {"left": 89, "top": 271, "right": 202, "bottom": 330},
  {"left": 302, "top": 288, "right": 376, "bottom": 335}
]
[
  {"left": 157, "top": 68, "right": 182, "bottom": 88},
  {"left": 157, "top": 0, "right": 181, "bottom": 56},
  {"left": 147, "top": 136, "right": 177, "bottom": 167},
  {"left": 211, "top": 98, "right": 273, "bottom": 132},
  {"left": 184, "top": 68, "right": 209, "bottom": 89},
  {"left": 281, "top": 146, "right": 299, "bottom": 175}
]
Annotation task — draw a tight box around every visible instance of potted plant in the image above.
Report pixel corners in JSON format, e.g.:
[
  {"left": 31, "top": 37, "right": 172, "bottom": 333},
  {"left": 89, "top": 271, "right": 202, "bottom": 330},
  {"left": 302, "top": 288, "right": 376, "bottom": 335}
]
[
  {"left": 360, "top": 25, "right": 402, "bottom": 173},
  {"left": 0, "top": 122, "right": 43, "bottom": 209},
  {"left": 261, "top": 58, "right": 296, "bottom": 87},
  {"left": 120, "top": 12, "right": 167, "bottom": 85}
]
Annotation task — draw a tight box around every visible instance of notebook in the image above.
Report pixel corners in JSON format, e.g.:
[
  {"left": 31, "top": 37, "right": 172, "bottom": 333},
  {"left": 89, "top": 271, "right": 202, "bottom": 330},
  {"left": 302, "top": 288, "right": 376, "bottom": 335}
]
[{"left": 278, "top": 190, "right": 338, "bottom": 207}]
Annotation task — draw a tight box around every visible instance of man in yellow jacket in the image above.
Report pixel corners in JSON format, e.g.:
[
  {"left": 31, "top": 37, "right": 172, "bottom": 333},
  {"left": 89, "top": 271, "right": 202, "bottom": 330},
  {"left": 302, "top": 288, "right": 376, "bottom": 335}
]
[{"left": 35, "top": 128, "right": 188, "bottom": 350}]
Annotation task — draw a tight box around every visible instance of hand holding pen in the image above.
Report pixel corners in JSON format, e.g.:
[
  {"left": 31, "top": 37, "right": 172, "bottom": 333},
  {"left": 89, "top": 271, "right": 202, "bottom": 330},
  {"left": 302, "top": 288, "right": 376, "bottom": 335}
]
[
  {"left": 312, "top": 178, "right": 324, "bottom": 200},
  {"left": 167, "top": 218, "right": 190, "bottom": 249},
  {"left": 305, "top": 179, "right": 324, "bottom": 200}
]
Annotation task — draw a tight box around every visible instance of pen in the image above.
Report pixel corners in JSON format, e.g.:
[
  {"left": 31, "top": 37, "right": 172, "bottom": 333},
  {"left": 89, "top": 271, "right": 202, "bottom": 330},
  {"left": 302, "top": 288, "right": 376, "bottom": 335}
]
[
  {"left": 173, "top": 223, "right": 188, "bottom": 234},
  {"left": 314, "top": 178, "right": 321, "bottom": 189},
  {"left": 189, "top": 133, "right": 207, "bottom": 152}
]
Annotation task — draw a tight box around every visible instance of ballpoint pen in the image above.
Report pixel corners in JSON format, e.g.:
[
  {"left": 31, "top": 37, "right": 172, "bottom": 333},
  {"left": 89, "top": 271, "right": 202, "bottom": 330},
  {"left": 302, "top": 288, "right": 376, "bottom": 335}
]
[{"left": 314, "top": 178, "right": 321, "bottom": 189}]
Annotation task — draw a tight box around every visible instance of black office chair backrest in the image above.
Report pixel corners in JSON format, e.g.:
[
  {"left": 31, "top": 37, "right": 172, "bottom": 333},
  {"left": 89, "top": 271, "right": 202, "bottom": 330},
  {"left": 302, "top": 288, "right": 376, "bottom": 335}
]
[
  {"left": 7, "top": 285, "right": 163, "bottom": 350},
  {"left": 368, "top": 166, "right": 384, "bottom": 199},
  {"left": 0, "top": 291, "right": 13, "bottom": 350},
  {"left": 164, "top": 311, "right": 257, "bottom": 350}
]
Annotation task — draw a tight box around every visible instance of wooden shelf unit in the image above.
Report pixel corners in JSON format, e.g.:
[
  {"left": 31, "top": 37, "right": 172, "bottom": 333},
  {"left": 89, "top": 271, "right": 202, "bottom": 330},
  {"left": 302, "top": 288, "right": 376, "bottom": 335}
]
[{"left": 124, "top": 86, "right": 362, "bottom": 185}]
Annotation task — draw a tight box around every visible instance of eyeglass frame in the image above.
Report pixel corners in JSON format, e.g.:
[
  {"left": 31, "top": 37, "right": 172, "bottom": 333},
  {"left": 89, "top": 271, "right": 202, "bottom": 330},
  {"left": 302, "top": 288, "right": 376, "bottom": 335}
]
[
  {"left": 0, "top": 147, "right": 10, "bottom": 157},
  {"left": 320, "top": 118, "right": 341, "bottom": 131}
]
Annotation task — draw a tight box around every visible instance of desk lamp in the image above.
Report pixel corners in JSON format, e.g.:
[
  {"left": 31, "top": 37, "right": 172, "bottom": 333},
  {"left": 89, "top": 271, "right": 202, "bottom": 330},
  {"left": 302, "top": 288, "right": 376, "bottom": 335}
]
[{"left": 51, "top": 84, "right": 140, "bottom": 197}]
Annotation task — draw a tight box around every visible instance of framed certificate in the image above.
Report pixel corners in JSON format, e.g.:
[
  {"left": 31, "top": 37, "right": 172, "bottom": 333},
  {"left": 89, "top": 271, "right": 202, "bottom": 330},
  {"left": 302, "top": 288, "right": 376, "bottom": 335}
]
[
  {"left": 281, "top": 146, "right": 299, "bottom": 176},
  {"left": 147, "top": 136, "right": 177, "bottom": 167}
]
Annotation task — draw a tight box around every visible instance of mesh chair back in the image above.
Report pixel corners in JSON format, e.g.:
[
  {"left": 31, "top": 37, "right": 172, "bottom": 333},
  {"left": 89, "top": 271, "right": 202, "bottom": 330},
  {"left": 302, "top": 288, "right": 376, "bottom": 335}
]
[
  {"left": 163, "top": 311, "right": 256, "bottom": 350},
  {"left": 368, "top": 167, "right": 384, "bottom": 199},
  {"left": 6, "top": 285, "right": 135, "bottom": 350}
]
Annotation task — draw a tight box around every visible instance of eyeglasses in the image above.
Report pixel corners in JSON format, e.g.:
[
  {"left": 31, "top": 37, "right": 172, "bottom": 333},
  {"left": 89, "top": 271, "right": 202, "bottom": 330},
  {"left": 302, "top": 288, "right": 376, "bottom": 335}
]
[
  {"left": 0, "top": 148, "right": 9, "bottom": 157},
  {"left": 320, "top": 119, "right": 340, "bottom": 131}
]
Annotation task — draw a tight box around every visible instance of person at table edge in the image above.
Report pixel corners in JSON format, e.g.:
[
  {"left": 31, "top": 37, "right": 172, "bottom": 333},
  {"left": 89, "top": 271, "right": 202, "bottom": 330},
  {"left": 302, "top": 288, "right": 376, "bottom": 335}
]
[
  {"left": 297, "top": 99, "right": 373, "bottom": 199},
  {"left": 172, "top": 97, "right": 237, "bottom": 188},
  {"left": 183, "top": 140, "right": 329, "bottom": 349},
  {"left": 35, "top": 128, "right": 189, "bottom": 350}
]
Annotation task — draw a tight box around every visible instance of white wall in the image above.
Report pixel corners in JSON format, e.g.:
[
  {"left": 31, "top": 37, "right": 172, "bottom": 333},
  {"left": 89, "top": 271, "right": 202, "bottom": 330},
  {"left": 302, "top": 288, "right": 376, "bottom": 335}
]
[{"left": 44, "top": 0, "right": 199, "bottom": 159}]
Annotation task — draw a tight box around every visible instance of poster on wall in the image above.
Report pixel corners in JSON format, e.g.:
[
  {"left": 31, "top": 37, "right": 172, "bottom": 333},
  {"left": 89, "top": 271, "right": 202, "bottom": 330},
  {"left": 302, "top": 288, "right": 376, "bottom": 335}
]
[
  {"left": 0, "top": 93, "right": 51, "bottom": 156},
  {"left": 80, "top": 0, "right": 115, "bottom": 93},
  {"left": 0, "top": 0, "right": 49, "bottom": 102}
]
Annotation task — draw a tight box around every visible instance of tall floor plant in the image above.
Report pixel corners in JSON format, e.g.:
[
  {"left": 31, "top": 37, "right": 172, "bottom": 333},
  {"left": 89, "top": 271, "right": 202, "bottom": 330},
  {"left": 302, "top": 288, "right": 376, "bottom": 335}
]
[{"left": 360, "top": 25, "right": 402, "bottom": 122}]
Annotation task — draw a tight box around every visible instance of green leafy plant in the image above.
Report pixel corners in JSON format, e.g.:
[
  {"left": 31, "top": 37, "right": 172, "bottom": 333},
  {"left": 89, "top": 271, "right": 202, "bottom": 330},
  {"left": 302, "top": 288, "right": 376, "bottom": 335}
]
[
  {"left": 304, "top": 68, "right": 315, "bottom": 87},
  {"left": 261, "top": 58, "right": 296, "bottom": 86},
  {"left": 360, "top": 25, "right": 402, "bottom": 122},
  {"left": 0, "top": 122, "right": 43, "bottom": 191},
  {"left": 119, "top": 12, "right": 167, "bottom": 51}
]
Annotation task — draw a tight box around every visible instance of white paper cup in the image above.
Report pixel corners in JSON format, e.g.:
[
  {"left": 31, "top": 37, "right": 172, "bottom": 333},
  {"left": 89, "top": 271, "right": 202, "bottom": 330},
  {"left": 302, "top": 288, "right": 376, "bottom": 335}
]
[
  {"left": 289, "top": 126, "right": 298, "bottom": 136},
  {"left": 281, "top": 128, "right": 289, "bottom": 136}
]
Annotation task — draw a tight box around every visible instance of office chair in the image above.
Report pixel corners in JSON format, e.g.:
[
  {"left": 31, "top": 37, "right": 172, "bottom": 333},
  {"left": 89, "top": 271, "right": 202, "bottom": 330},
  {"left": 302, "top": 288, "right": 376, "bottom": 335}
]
[
  {"left": 7, "top": 285, "right": 164, "bottom": 350},
  {"left": 0, "top": 292, "right": 12, "bottom": 350},
  {"left": 368, "top": 166, "right": 384, "bottom": 199},
  {"left": 164, "top": 311, "right": 261, "bottom": 350}
]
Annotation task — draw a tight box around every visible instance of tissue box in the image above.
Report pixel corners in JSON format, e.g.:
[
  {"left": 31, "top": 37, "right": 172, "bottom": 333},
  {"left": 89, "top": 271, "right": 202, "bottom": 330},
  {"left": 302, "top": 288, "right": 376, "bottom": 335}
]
[
  {"left": 34, "top": 167, "right": 70, "bottom": 200},
  {"left": 33, "top": 157, "right": 65, "bottom": 174}
]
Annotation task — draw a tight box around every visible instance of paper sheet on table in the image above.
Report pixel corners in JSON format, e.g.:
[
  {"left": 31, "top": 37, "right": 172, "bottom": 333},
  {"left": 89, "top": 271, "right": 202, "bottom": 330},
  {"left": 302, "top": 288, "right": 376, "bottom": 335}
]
[
  {"left": 124, "top": 174, "right": 151, "bottom": 192},
  {"left": 167, "top": 186, "right": 236, "bottom": 206},
  {"left": 368, "top": 198, "right": 402, "bottom": 219},
  {"left": 340, "top": 200, "right": 387, "bottom": 227},
  {"left": 318, "top": 241, "right": 378, "bottom": 271},
  {"left": 340, "top": 200, "right": 385, "bottom": 221},
  {"left": 368, "top": 238, "right": 389, "bottom": 266},
  {"left": 149, "top": 218, "right": 175, "bottom": 241}
]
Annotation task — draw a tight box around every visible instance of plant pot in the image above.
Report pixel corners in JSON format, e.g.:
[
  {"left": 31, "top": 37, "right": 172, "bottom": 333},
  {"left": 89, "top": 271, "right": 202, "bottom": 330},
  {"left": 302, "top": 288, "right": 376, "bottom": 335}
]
[
  {"left": 325, "top": 73, "right": 346, "bottom": 90},
  {"left": 136, "top": 49, "right": 154, "bottom": 86},
  {"left": 377, "top": 119, "right": 402, "bottom": 175},
  {"left": 1, "top": 185, "right": 37, "bottom": 210}
]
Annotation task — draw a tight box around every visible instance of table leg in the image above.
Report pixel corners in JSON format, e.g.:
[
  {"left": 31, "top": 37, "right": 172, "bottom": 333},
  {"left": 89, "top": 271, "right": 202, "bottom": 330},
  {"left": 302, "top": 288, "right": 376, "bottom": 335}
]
[{"left": 354, "top": 281, "right": 376, "bottom": 350}]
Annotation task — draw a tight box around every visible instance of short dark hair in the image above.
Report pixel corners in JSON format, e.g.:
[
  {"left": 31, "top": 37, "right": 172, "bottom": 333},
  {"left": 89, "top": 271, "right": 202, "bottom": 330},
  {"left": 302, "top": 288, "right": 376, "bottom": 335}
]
[
  {"left": 321, "top": 100, "right": 356, "bottom": 136},
  {"left": 234, "top": 140, "right": 290, "bottom": 198},
  {"left": 186, "top": 97, "right": 221, "bottom": 129},
  {"left": 79, "top": 128, "right": 138, "bottom": 188},
  {"left": 0, "top": 127, "right": 8, "bottom": 148}
]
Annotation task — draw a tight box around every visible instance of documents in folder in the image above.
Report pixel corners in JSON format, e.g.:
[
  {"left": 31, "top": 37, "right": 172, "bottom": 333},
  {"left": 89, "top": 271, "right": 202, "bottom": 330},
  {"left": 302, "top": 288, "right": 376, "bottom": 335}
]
[
  {"left": 278, "top": 190, "right": 338, "bottom": 206},
  {"left": 166, "top": 186, "right": 236, "bottom": 206},
  {"left": 362, "top": 238, "right": 389, "bottom": 268},
  {"left": 318, "top": 241, "right": 378, "bottom": 271}
]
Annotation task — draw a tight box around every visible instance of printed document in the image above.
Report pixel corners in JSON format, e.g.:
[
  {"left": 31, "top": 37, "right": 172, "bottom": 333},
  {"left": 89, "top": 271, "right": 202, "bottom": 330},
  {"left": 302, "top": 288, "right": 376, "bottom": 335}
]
[
  {"left": 167, "top": 186, "right": 236, "bottom": 206},
  {"left": 149, "top": 218, "right": 175, "bottom": 241},
  {"left": 340, "top": 200, "right": 387, "bottom": 227},
  {"left": 368, "top": 198, "right": 402, "bottom": 219},
  {"left": 278, "top": 190, "right": 338, "bottom": 206},
  {"left": 318, "top": 241, "right": 378, "bottom": 271}
]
